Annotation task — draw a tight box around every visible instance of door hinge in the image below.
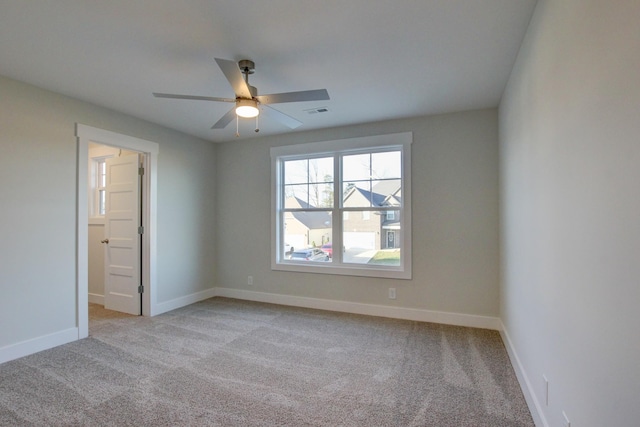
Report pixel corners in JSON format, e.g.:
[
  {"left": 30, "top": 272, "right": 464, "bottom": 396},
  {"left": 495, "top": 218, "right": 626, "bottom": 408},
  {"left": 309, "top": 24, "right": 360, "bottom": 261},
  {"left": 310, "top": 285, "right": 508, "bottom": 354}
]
[
  {"left": 138, "top": 285, "right": 144, "bottom": 294},
  {"left": 138, "top": 226, "right": 144, "bottom": 234},
  {"left": 139, "top": 166, "right": 144, "bottom": 176}
]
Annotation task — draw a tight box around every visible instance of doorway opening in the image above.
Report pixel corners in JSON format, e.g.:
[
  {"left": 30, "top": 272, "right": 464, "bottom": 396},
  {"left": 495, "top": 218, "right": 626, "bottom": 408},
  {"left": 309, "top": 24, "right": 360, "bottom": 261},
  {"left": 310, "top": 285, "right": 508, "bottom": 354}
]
[
  {"left": 88, "top": 144, "right": 144, "bottom": 316},
  {"left": 76, "top": 124, "right": 159, "bottom": 339}
]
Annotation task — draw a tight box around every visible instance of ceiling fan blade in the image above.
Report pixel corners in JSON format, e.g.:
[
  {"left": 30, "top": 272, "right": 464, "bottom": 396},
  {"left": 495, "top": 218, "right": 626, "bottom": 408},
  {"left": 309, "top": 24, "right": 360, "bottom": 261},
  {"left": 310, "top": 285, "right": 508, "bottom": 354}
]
[
  {"left": 262, "top": 105, "right": 302, "bottom": 129},
  {"left": 153, "top": 92, "right": 234, "bottom": 102},
  {"left": 215, "top": 58, "right": 252, "bottom": 99},
  {"left": 256, "top": 89, "right": 329, "bottom": 105},
  {"left": 211, "top": 107, "right": 237, "bottom": 129}
]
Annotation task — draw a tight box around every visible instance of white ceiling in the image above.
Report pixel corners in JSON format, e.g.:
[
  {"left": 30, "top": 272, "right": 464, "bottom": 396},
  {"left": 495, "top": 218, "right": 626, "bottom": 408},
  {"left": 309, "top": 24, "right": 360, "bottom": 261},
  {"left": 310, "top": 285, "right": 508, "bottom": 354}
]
[{"left": 0, "top": 1, "right": 537, "bottom": 143}]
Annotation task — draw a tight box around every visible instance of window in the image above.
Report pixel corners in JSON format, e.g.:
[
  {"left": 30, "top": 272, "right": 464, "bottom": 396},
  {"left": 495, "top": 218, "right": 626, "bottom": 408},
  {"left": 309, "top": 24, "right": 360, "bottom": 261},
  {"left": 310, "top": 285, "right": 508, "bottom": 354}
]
[
  {"left": 271, "top": 132, "right": 412, "bottom": 279},
  {"left": 91, "top": 157, "right": 109, "bottom": 217}
]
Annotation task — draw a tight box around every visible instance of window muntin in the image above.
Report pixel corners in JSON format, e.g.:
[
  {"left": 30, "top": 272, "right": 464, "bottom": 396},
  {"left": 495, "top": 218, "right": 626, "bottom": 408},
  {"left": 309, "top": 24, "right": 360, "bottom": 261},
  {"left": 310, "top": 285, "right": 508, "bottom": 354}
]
[{"left": 272, "top": 133, "right": 412, "bottom": 279}]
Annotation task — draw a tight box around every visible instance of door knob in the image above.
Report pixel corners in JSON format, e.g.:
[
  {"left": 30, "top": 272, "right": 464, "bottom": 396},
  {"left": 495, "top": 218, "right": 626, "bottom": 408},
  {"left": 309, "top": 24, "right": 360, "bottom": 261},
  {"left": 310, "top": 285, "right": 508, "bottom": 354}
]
[{"left": 101, "top": 239, "right": 109, "bottom": 244}]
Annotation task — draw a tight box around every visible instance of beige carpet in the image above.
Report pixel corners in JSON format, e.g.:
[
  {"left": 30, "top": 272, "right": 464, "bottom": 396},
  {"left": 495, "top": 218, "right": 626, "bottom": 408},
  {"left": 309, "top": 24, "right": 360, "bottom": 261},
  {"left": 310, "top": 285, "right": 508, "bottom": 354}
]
[{"left": 0, "top": 298, "right": 533, "bottom": 426}]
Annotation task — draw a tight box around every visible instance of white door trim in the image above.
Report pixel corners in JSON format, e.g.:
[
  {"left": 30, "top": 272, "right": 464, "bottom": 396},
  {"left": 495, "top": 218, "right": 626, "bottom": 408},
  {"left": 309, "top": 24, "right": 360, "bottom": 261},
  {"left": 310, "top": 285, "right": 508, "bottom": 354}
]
[{"left": 76, "top": 124, "right": 159, "bottom": 339}]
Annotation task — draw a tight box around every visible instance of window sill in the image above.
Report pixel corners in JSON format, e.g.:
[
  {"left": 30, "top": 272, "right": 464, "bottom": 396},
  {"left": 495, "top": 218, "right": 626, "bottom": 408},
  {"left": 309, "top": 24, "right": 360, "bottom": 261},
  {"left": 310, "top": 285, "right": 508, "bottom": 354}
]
[{"left": 272, "top": 260, "right": 411, "bottom": 280}]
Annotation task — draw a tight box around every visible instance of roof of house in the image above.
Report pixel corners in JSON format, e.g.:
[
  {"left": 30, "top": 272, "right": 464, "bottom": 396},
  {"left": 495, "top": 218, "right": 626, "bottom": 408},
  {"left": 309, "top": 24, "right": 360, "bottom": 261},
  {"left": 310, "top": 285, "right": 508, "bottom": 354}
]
[
  {"left": 344, "top": 181, "right": 401, "bottom": 208},
  {"left": 287, "top": 182, "right": 400, "bottom": 230},
  {"left": 288, "top": 197, "right": 332, "bottom": 230}
]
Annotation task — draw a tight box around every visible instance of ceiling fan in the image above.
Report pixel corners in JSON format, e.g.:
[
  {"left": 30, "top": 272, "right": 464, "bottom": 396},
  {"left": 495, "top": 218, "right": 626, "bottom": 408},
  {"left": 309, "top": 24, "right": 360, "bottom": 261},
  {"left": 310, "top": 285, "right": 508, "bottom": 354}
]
[{"left": 153, "top": 58, "right": 330, "bottom": 132}]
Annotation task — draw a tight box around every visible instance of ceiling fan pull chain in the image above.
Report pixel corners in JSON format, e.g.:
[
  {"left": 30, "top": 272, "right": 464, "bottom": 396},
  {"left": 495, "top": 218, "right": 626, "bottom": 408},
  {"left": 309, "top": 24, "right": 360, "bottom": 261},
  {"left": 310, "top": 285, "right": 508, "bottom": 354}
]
[
  {"left": 235, "top": 115, "right": 240, "bottom": 137},
  {"left": 255, "top": 114, "right": 260, "bottom": 133}
]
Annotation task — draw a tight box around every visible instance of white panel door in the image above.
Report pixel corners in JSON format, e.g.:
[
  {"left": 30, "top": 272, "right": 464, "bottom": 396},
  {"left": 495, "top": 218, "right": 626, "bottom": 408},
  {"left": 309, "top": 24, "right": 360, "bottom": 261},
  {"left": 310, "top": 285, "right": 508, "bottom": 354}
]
[{"left": 104, "top": 154, "right": 141, "bottom": 315}]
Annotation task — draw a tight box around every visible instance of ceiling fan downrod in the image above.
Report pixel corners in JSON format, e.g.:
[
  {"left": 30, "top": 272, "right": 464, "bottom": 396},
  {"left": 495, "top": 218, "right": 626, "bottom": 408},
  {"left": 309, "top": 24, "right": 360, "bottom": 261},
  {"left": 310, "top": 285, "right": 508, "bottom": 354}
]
[{"left": 238, "top": 59, "right": 255, "bottom": 90}]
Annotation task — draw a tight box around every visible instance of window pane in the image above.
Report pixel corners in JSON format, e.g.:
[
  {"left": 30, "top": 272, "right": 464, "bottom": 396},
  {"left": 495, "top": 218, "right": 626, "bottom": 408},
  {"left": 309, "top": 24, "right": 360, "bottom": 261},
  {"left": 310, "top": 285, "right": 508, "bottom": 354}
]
[
  {"left": 309, "top": 157, "right": 333, "bottom": 207},
  {"left": 99, "top": 160, "right": 107, "bottom": 187},
  {"left": 311, "top": 183, "right": 333, "bottom": 208},
  {"left": 283, "top": 211, "right": 332, "bottom": 262},
  {"left": 343, "top": 181, "right": 372, "bottom": 208},
  {"left": 372, "top": 151, "right": 401, "bottom": 179},
  {"left": 284, "top": 159, "right": 308, "bottom": 185},
  {"left": 372, "top": 179, "right": 401, "bottom": 205},
  {"left": 342, "top": 153, "right": 370, "bottom": 181},
  {"left": 99, "top": 190, "right": 106, "bottom": 215},
  {"left": 343, "top": 212, "right": 401, "bottom": 266},
  {"left": 284, "top": 184, "right": 312, "bottom": 206},
  {"left": 308, "top": 157, "right": 333, "bottom": 184}
]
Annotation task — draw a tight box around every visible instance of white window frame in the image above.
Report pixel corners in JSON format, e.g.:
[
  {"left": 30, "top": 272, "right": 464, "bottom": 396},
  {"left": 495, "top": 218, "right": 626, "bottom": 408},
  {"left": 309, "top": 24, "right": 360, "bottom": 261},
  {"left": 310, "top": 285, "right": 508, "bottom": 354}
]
[
  {"left": 271, "top": 132, "right": 412, "bottom": 279},
  {"left": 89, "top": 155, "right": 113, "bottom": 218},
  {"left": 94, "top": 157, "right": 107, "bottom": 217}
]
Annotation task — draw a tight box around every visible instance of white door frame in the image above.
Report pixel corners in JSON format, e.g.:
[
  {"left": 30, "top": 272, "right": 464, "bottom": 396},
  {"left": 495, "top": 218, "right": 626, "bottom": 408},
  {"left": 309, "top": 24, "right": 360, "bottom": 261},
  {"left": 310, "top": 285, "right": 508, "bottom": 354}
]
[{"left": 76, "top": 124, "right": 158, "bottom": 339}]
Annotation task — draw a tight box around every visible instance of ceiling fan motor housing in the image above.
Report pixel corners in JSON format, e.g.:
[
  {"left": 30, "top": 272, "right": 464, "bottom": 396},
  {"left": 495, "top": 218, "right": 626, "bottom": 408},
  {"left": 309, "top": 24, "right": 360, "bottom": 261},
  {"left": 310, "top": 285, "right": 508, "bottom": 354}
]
[{"left": 238, "top": 59, "right": 255, "bottom": 74}]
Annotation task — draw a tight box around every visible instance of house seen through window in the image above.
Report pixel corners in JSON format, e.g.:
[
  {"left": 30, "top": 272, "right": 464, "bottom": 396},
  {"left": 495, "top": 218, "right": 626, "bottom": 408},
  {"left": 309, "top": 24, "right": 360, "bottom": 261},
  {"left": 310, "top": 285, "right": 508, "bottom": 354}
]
[{"left": 271, "top": 133, "right": 412, "bottom": 279}]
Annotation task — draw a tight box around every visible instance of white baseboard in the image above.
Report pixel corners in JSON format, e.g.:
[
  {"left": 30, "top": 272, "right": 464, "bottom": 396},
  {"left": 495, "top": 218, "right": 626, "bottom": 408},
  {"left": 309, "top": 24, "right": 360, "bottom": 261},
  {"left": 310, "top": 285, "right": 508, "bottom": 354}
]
[
  {"left": 214, "top": 288, "right": 501, "bottom": 330},
  {"left": 88, "top": 293, "right": 104, "bottom": 305},
  {"left": 500, "top": 322, "right": 548, "bottom": 427},
  {"left": 0, "top": 327, "right": 78, "bottom": 365},
  {"left": 153, "top": 287, "right": 218, "bottom": 316}
]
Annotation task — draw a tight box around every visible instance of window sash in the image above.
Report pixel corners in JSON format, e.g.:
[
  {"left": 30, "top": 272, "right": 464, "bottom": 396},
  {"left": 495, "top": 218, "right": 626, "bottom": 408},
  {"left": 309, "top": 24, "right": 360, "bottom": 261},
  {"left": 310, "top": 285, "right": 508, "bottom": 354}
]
[{"left": 92, "top": 158, "right": 108, "bottom": 217}]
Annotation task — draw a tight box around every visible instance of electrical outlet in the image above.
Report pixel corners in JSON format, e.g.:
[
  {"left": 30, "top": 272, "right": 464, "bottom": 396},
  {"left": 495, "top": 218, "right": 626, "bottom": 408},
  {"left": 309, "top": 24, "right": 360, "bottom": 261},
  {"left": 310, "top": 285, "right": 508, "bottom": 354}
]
[
  {"left": 543, "top": 375, "right": 549, "bottom": 406},
  {"left": 562, "top": 411, "right": 570, "bottom": 427},
  {"left": 388, "top": 287, "right": 396, "bottom": 299},
  {"left": 248, "top": 276, "right": 253, "bottom": 286}
]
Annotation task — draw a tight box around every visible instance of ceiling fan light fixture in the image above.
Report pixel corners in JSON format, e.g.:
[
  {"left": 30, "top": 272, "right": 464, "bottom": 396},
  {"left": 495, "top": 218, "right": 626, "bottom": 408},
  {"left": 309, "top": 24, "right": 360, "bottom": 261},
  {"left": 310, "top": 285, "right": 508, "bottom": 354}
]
[{"left": 235, "top": 99, "right": 259, "bottom": 118}]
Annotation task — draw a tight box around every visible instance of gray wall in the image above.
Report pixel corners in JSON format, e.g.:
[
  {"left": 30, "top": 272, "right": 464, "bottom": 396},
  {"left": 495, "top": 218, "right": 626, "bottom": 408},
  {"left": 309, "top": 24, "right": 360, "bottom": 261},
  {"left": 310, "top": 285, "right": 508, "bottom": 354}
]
[
  {"left": 0, "top": 75, "right": 216, "bottom": 348},
  {"left": 499, "top": 0, "right": 640, "bottom": 425},
  {"left": 215, "top": 109, "right": 500, "bottom": 317}
]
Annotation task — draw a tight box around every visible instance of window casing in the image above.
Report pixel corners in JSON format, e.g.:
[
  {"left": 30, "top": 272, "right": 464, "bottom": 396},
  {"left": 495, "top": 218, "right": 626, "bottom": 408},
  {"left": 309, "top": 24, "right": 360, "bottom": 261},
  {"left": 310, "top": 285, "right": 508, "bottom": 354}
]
[{"left": 271, "top": 132, "right": 412, "bottom": 279}]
